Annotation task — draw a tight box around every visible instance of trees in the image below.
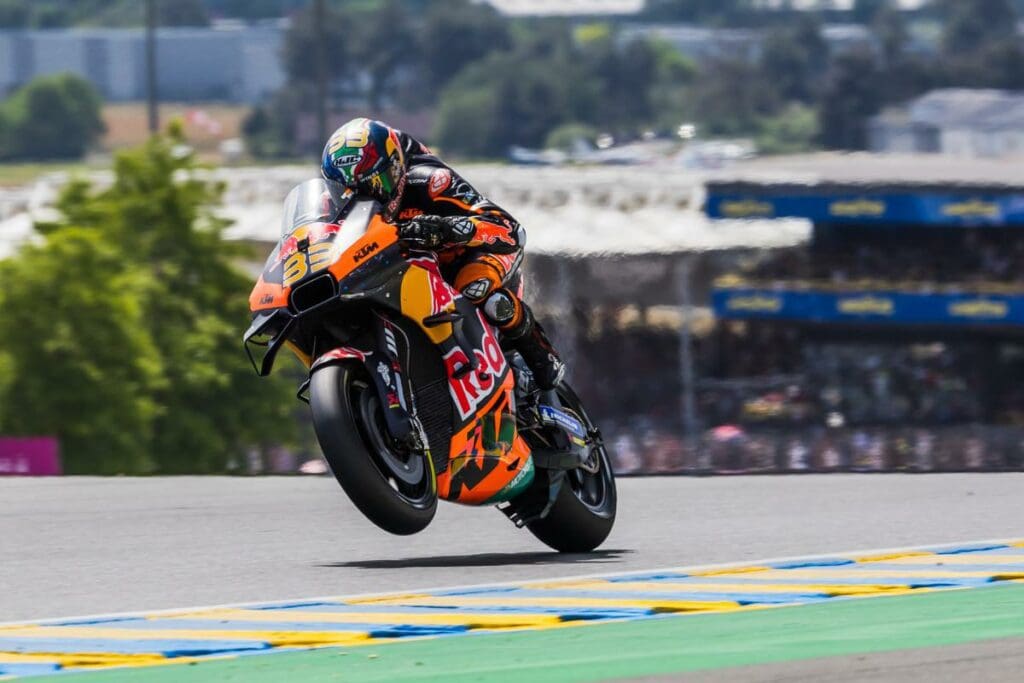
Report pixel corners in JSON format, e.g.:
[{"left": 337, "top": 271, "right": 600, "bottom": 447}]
[
  {"left": 0, "top": 74, "right": 105, "bottom": 161},
  {"left": 939, "top": 0, "right": 1017, "bottom": 56},
  {"left": 759, "top": 16, "right": 828, "bottom": 105},
  {"left": 0, "top": 230, "right": 163, "bottom": 474},
  {"left": 818, "top": 49, "right": 884, "bottom": 150},
  {"left": 418, "top": 0, "right": 511, "bottom": 96},
  {"left": 0, "top": 131, "right": 295, "bottom": 473}
]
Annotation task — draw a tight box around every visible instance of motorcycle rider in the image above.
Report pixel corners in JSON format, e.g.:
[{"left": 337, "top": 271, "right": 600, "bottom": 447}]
[{"left": 321, "top": 117, "right": 564, "bottom": 390}]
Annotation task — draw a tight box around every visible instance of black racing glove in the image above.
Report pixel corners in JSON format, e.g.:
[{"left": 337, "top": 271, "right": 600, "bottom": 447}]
[{"left": 398, "top": 215, "right": 474, "bottom": 249}]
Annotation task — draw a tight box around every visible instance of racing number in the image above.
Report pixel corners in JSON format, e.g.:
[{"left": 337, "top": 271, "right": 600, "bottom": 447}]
[
  {"left": 327, "top": 126, "right": 370, "bottom": 154},
  {"left": 283, "top": 243, "right": 333, "bottom": 287}
]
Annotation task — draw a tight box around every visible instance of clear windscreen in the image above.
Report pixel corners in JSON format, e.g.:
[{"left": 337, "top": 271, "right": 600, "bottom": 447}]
[{"left": 280, "top": 178, "right": 354, "bottom": 238}]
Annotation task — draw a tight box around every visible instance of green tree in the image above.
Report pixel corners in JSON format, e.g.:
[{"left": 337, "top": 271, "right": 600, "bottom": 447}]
[
  {"left": 938, "top": 0, "right": 1017, "bottom": 55},
  {"left": 759, "top": 15, "right": 828, "bottom": 104},
  {"left": 852, "top": 0, "right": 889, "bottom": 23},
  {"left": 352, "top": 0, "right": 417, "bottom": 109},
  {"left": 0, "top": 74, "right": 105, "bottom": 161},
  {"left": 0, "top": 131, "right": 296, "bottom": 473},
  {"left": 0, "top": 0, "right": 30, "bottom": 28},
  {"left": 0, "top": 231, "right": 163, "bottom": 474},
  {"left": 54, "top": 132, "right": 296, "bottom": 472},
  {"left": 419, "top": 0, "right": 511, "bottom": 95},
  {"left": 818, "top": 49, "right": 883, "bottom": 150},
  {"left": 755, "top": 103, "right": 819, "bottom": 155},
  {"left": 692, "top": 57, "right": 780, "bottom": 137}
]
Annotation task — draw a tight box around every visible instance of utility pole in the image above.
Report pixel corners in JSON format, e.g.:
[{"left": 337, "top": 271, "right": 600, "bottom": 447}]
[
  {"left": 145, "top": 0, "right": 158, "bottom": 134},
  {"left": 314, "top": 0, "right": 328, "bottom": 147}
]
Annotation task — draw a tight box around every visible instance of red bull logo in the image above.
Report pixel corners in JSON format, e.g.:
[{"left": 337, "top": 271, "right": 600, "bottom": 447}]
[
  {"left": 473, "top": 220, "right": 516, "bottom": 247},
  {"left": 442, "top": 314, "right": 509, "bottom": 420},
  {"left": 410, "top": 257, "right": 456, "bottom": 315}
]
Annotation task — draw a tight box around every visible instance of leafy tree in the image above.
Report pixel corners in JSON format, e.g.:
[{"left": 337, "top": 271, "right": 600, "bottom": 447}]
[
  {"left": 577, "top": 34, "right": 661, "bottom": 133},
  {"left": 418, "top": 0, "right": 511, "bottom": 96},
  {"left": 852, "top": 0, "right": 890, "bottom": 23},
  {"left": 938, "top": 0, "right": 1017, "bottom": 55},
  {"left": 0, "top": 231, "right": 163, "bottom": 474},
  {"left": 755, "top": 103, "right": 819, "bottom": 155},
  {"left": 818, "top": 49, "right": 883, "bottom": 150},
  {"left": 0, "top": 130, "right": 296, "bottom": 473},
  {"left": 692, "top": 57, "right": 780, "bottom": 137},
  {"left": 759, "top": 16, "right": 828, "bottom": 104},
  {"left": 0, "top": 74, "right": 105, "bottom": 161},
  {"left": 0, "top": 0, "right": 29, "bottom": 28},
  {"left": 352, "top": 0, "right": 417, "bottom": 110},
  {"left": 545, "top": 122, "right": 599, "bottom": 151},
  {"left": 282, "top": 2, "right": 353, "bottom": 88}
]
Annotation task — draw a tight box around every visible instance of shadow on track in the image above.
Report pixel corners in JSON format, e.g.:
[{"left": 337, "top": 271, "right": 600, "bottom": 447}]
[{"left": 322, "top": 549, "right": 632, "bottom": 569}]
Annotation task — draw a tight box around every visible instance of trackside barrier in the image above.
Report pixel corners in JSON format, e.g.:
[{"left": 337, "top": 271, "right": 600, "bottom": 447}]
[{"left": 607, "top": 425, "right": 1024, "bottom": 475}]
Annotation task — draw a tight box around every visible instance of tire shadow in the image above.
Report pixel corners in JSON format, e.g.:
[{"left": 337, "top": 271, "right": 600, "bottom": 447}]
[{"left": 320, "top": 549, "right": 633, "bottom": 569}]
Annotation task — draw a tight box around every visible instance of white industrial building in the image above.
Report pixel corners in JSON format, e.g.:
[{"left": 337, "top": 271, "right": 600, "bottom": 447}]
[
  {"left": 0, "top": 24, "right": 285, "bottom": 103},
  {"left": 869, "top": 89, "right": 1024, "bottom": 158}
]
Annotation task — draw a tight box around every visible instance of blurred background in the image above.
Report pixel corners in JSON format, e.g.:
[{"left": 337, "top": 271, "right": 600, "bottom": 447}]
[{"left": 2, "top": 0, "right": 1024, "bottom": 478}]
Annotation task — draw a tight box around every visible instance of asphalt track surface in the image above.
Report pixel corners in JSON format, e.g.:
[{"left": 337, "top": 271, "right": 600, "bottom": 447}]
[{"left": 3, "top": 473, "right": 1023, "bottom": 625}]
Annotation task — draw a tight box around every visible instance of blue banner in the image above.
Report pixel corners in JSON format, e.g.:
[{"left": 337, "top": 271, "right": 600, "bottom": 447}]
[
  {"left": 713, "top": 286, "right": 1024, "bottom": 326},
  {"left": 706, "top": 191, "right": 1024, "bottom": 226}
]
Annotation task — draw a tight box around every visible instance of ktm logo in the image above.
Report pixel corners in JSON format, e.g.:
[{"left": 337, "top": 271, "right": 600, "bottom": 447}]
[{"left": 353, "top": 242, "right": 380, "bottom": 263}]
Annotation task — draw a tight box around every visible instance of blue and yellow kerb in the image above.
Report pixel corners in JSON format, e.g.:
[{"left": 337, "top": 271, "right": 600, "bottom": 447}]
[{"left": 2, "top": 540, "right": 1023, "bottom": 679}]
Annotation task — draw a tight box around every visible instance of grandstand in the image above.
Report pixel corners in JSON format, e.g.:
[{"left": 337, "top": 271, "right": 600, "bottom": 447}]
[{"left": 701, "top": 156, "right": 1024, "bottom": 474}]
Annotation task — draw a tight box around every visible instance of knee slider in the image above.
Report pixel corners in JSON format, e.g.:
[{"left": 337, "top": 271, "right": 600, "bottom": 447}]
[{"left": 483, "top": 290, "right": 518, "bottom": 328}]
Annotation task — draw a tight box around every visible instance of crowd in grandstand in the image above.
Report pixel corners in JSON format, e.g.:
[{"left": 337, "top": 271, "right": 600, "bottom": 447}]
[{"left": 739, "top": 229, "right": 1024, "bottom": 289}]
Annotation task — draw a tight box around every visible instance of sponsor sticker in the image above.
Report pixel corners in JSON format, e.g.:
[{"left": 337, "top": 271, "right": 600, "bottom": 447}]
[
  {"left": 428, "top": 168, "right": 452, "bottom": 198},
  {"left": 539, "top": 405, "right": 587, "bottom": 439}
]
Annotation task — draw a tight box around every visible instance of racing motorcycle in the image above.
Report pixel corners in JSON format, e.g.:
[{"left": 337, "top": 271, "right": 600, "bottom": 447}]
[{"left": 244, "top": 179, "right": 616, "bottom": 552}]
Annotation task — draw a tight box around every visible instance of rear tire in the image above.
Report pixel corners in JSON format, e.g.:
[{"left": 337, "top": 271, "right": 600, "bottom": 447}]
[
  {"left": 525, "top": 384, "right": 616, "bottom": 553},
  {"left": 310, "top": 363, "right": 436, "bottom": 535}
]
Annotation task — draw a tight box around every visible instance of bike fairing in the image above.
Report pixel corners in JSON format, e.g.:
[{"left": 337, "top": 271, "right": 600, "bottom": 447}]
[{"left": 244, "top": 180, "right": 616, "bottom": 549}]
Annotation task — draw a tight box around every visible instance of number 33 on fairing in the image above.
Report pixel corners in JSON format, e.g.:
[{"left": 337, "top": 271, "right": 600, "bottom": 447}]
[{"left": 282, "top": 242, "right": 333, "bottom": 287}]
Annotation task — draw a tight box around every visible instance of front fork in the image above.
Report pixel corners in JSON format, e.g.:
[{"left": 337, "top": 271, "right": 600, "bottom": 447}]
[{"left": 303, "top": 314, "right": 423, "bottom": 452}]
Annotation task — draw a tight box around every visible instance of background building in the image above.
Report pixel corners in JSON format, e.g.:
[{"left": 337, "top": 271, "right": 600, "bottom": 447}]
[
  {"left": 0, "top": 24, "right": 285, "bottom": 103},
  {"left": 869, "top": 89, "right": 1024, "bottom": 158}
]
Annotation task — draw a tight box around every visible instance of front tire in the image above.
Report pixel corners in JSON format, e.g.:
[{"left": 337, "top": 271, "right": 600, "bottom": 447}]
[
  {"left": 310, "top": 363, "right": 436, "bottom": 535},
  {"left": 525, "top": 384, "right": 616, "bottom": 552}
]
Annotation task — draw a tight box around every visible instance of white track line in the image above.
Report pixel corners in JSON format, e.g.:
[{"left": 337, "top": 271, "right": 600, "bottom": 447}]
[{"left": 2, "top": 536, "right": 1018, "bottom": 628}]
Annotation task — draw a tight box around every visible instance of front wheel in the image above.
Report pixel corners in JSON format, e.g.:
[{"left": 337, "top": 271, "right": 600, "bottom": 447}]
[
  {"left": 310, "top": 363, "right": 436, "bottom": 535},
  {"left": 526, "top": 384, "right": 616, "bottom": 552}
]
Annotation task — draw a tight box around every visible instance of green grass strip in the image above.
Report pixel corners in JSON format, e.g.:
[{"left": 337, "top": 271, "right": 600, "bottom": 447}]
[{"left": 41, "top": 584, "right": 1024, "bottom": 682}]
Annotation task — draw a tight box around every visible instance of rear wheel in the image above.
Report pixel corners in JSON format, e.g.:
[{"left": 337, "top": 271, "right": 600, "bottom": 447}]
[
  {"left": 525, "top": 384, "right": 616, "bottom": 553},
  {"left": 310, "top": 362, "right": 436, "bottom": 535}
]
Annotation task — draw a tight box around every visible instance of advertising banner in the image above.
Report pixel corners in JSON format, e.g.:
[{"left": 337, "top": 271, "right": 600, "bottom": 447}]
[
  {"left": 706, "top": 190, "right": 1024, "bottom": 227},
  {"left": 713, "top": 286, "right": 1024, "bottom": 326},
  {"left": 0, "top": 438, "right": 61, "bottom": 476}
]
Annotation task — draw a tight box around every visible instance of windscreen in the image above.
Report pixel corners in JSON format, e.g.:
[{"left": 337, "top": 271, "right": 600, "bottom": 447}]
[{"left": 280, "top": 178, "right": 353, "bottom": 238}]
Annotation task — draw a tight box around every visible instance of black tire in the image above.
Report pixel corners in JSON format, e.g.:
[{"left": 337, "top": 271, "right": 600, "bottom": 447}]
[
  {"left": 525, "top": 384, "right": 617, "bottom": 553},
  {"left": 310, "top": 362, "right": 436, "bottom": 535}
]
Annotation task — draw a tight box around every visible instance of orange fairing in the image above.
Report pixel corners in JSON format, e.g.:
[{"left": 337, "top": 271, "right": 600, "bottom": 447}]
[
  {"left": 436, "top": 378, "right": 532, "bottom": 505},
  {"left": 249, "top": 276, "right": 287, "bottom": 312},
  {"left": 328, "top": 216, "right": 398, "bottom": 282}
]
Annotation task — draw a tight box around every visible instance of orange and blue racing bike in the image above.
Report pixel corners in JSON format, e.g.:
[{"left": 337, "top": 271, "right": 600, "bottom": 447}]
[{"left": 244, "top": 179, "right": 616, "bottom": 552}]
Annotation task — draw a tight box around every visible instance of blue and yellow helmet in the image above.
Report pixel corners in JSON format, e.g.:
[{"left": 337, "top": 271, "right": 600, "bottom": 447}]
[{"left": 321, "top": 118, "right": 406, "bottom": 218}]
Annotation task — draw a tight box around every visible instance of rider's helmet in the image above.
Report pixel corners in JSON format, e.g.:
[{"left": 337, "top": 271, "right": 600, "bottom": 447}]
[{"left": 321, "top": 118, "right": 406, "bottom": 221}]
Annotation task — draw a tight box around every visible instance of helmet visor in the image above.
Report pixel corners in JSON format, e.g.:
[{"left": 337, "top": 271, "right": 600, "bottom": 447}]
[{"left": 356, "top": 158, "right": 404, "bottom": 203}]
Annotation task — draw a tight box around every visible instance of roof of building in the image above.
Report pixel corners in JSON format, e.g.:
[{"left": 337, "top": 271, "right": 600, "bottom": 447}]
[
  {"left": 220, "top": 165, "right": 809, "bottom": 257},
  {"left": 705, "top": 152, "right": 1024, "bottom": 191},
  {"left": 872, "top": 88, "right": 1024, "bottom": 132},
  {"left": 477, "top": 0, "right": 644, "bottom": 16}
]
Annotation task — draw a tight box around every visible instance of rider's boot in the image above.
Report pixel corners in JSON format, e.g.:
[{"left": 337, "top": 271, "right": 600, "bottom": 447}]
[{"left": 482, "top": 289, "right": 564, "bottom": 390}]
